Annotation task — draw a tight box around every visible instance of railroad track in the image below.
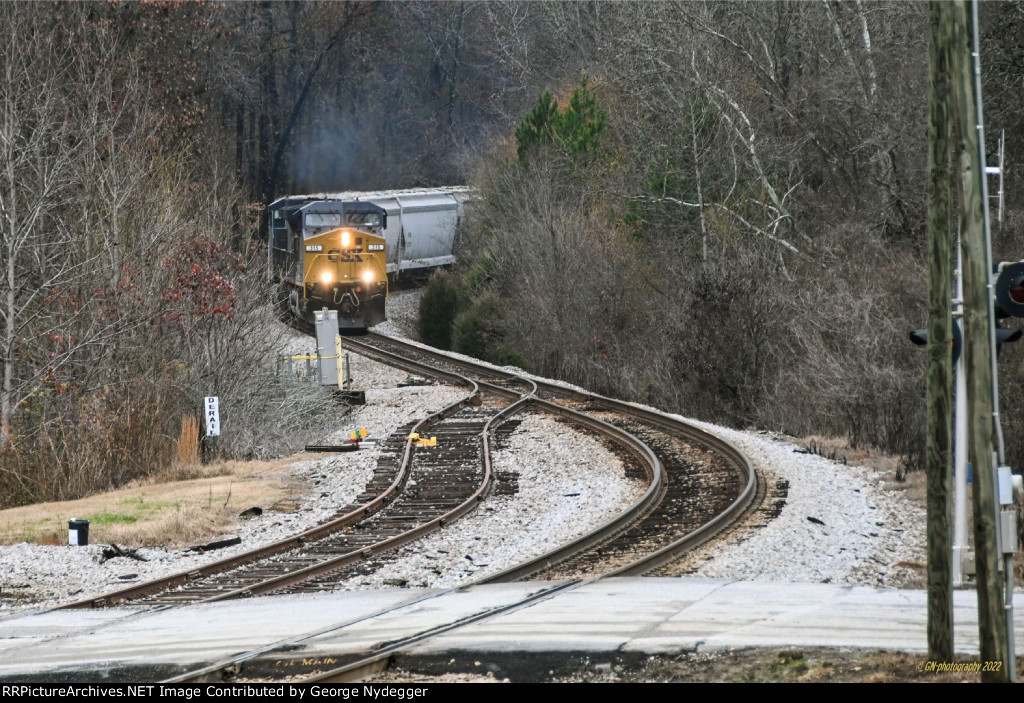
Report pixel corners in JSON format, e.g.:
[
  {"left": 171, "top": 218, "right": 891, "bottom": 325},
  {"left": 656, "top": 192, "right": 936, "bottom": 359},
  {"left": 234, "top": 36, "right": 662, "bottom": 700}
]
[
  {"left": 44, "top": 326, "right": 761, "bottom": 684},
  {"left": 344, "top": 332, "right": 759, "bottom": 581},
  {"left": 56, "top": 364, "right": 532, "bottom": 608}
]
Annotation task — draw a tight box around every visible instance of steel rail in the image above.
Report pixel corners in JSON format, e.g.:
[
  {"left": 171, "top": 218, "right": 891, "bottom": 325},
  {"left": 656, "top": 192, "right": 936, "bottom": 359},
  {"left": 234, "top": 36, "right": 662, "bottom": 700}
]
[
  {"left": 92, "top": 329, "right": 757, "bottom": 683},
  {"left": 355, "top": 331, "right": 758, "bottom": 578},
  {"left": 52, "top": 385, "right": 459, "bottom": 608},
  {"left": 56, "top": 330, "right": 541, "bottom": 610},
  {"left": 477, "top": 396, "right": 665, "bottom": 583},
  {"left": 189, "top": 389, "right": 528, "bottom": 603},
  {"left": 161, "top": 392, "right": 558, "bottom": 684},
  {"left": 162, "top": 386, "right": 665, "bottom": 683},
  {"left": 55, "top": 359, "right": 492, "bottom": 609},
  {"left": 287, "top": 335, "right": 759, "bottom": 683},
  {"left": 158, "top": 346, "right": 668, "bottom": 683},
  {"left": 164, "top": 332, "right": 755, "bottom": 683}
]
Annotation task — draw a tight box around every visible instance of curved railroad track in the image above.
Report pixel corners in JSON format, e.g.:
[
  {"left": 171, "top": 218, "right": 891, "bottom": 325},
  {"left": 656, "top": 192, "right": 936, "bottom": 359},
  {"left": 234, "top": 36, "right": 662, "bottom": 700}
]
[
  {"left": 344, "top": 332, "right": 759, "bottom": 581},
  {"left": 45, "top": 324, "right": 762, "bottom": 684},
  {"left": 56, "top": 366, "right": 530, "bottom": 608}
]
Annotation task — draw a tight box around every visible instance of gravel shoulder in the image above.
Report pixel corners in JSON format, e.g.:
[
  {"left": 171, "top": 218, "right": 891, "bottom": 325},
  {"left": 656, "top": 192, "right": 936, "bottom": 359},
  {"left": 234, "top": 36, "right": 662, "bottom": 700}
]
[{"left": 675, "top": 422, "right": 926, "bottom": 588}]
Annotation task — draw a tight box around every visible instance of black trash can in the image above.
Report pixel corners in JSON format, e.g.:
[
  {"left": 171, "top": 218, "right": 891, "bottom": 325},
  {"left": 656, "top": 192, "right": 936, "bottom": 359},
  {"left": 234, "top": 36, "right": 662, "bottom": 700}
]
[{"left": 68, "top": 519, "right": 89, "bottom": 546}]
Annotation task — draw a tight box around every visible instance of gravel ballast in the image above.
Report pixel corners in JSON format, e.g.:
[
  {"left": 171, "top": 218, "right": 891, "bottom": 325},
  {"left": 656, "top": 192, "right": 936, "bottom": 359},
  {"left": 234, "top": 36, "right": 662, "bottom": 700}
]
[{"left": 324, "top": 412, "right": 646, "bottom": 590}]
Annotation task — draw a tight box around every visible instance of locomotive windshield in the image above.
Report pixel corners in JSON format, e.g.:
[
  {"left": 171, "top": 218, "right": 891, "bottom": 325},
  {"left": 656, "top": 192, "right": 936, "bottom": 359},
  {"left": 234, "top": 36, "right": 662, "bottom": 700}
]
[
  {"left": 345, "top": 212, "right": 382, "bottom": 229},
  {"left": 305, "top": 213, "right": 343, "bottom": 229}
]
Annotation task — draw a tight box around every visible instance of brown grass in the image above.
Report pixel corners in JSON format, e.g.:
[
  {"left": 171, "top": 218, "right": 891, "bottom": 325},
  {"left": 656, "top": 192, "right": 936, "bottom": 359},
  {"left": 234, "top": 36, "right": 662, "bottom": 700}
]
[
  {"left": 175, "top": 415, "right": 200, "bottom": 469},
  {"left": 795, "top": 434, "right": 903, "bottom": 476},
  {"left": 0, "top": 455, "right": 314, "bottom": 549}
]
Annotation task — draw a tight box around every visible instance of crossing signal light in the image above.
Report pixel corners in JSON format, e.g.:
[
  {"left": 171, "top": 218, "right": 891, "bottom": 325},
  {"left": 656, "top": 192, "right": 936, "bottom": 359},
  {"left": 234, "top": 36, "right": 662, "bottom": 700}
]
[
  {"left": 911, "top": 262, "right": 1024, "bottom": 361},
  {"left": 909, "top": 322, "right": 1020, "bottom": 361},
  {"left": 995, "top": 261, "right": 1024, "bottom": 318},
  {"left": 993, "top": 262, "right": 1024, "bottom": 355}
]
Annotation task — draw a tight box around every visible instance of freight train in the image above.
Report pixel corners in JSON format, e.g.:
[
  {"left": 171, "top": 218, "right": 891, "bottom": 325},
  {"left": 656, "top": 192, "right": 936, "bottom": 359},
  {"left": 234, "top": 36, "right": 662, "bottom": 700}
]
[{"left": 268, "top": 187, "right": 472, "bottom": 332}]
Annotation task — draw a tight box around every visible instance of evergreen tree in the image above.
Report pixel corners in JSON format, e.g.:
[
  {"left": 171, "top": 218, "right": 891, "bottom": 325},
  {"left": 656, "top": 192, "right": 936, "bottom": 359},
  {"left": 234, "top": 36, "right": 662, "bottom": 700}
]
[{"left": 515, "top": 78, "right": 606, "bottom": 159}]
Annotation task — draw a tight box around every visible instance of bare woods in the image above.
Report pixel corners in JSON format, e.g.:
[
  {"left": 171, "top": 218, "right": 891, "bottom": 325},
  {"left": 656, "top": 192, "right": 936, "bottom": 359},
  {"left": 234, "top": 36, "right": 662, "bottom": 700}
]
[
  {"left": 428, "top": 2, "right": 1024, "bottom": 477},
  {"left": 3, "top": 2, "right": 1024, "bottom": 506}
]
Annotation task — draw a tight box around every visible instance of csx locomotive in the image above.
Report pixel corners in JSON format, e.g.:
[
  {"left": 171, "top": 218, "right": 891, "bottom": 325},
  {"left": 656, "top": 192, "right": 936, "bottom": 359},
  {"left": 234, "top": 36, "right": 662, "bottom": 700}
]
[
  {"left": 268, "top": 197, "right": 389, "bottom": 331},
  {"left": 268, "top": 187, "right": 473, "bottom": 331}
]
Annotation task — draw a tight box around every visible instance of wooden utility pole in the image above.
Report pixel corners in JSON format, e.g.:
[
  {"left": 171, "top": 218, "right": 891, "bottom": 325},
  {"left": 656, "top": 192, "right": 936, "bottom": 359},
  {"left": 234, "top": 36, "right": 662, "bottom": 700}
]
[
  {"left": 925, "top": 0, "right": 954, "bottom": 663},
  {"left": 951, "top": 0, "right": 1010, "bottom": 681}
]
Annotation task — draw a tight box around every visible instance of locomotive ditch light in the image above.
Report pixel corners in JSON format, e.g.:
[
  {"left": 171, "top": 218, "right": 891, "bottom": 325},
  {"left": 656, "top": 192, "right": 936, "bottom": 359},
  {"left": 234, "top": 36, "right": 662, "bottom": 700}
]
[
  {"left": 320, "top": 271, "right": 333, "bottom": 284},
  {"left": 995, "top": 261, "right": 1024, "bottom": 318},
  {"left": 361, "top": 270, "right": 375, "bottom": 283}
]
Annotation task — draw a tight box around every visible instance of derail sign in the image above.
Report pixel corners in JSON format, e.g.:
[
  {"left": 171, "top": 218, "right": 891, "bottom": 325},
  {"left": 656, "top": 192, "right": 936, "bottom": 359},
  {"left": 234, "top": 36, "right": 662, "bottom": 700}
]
[{"left": 205, "top": 396, "right": 220, "bottom": 437}]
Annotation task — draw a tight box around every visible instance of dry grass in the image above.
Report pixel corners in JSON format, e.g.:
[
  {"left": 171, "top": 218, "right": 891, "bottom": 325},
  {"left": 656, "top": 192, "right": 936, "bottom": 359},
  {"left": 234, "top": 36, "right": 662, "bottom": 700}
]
[
  {"left": 0, "top": 455, "right": 314, "bottom": 549},
  {"left": 176, "top": 415, "right": 200, "bottom": 468},
  {"left": 795, "top": 434, "right": 903, "bottom": 476}
]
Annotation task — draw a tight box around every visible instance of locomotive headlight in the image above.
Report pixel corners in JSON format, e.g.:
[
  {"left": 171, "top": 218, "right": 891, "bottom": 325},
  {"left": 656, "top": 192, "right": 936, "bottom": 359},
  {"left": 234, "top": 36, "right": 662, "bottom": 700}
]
[
  {"left": 320, "top": 271, "right": 333, "bottom": 284},
  {"left": 361, "top": 270, "right": 375, "bottom": 283},
  {"left": 341, "top": 230, "right": 351, "bottom": 247}
]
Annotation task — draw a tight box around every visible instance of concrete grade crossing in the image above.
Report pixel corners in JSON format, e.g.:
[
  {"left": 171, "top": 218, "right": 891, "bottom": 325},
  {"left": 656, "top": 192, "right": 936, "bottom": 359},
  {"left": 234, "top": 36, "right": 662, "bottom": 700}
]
[{"left": 0, "top": 577, "right": 1021, "bottom": 682}]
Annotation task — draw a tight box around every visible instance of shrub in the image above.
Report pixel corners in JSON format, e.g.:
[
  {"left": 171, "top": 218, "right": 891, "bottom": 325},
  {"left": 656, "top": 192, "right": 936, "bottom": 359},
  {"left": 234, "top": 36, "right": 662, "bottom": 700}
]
[
  {"left": 418, "top": 270, "right": 463, "bottom": 350},
  {"left": 452, "top": 294, "right": 504, "bottom": 362}
]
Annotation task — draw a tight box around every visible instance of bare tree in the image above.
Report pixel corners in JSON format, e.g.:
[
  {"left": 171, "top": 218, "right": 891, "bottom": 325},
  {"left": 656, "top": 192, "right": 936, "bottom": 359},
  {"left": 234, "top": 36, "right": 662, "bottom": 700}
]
[{"left": 0, "top": 5, "right": 83, "bottom": 446}]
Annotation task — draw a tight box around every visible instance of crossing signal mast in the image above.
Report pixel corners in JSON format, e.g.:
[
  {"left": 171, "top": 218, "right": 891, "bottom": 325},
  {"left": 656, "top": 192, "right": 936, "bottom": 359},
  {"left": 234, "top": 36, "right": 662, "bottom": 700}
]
[
  {"left": 918, "top": 0, "right": 1017, "bottom": 680},
  {"left": 945, "top": 260, "right": 1024, "bottom": 593}
]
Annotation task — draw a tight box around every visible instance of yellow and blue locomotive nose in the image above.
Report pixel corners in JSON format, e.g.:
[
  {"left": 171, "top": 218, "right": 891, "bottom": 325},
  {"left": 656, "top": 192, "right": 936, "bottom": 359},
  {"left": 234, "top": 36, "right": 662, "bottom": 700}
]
[{"left": 299, "top": 227, "right": 387, "bottom": 330}]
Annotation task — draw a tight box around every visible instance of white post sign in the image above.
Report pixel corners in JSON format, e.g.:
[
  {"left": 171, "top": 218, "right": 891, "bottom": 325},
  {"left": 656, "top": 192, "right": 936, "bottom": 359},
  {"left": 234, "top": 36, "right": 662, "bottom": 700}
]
[{"left": 205, "top": 396, "right": 220, "bottom": 437}]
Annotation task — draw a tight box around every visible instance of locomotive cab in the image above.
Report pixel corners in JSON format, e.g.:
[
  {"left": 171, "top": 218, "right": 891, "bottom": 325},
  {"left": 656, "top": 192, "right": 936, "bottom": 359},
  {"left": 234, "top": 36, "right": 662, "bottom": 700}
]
[{"left": 269, "top": 198, "right": 389, "bottom": 332}]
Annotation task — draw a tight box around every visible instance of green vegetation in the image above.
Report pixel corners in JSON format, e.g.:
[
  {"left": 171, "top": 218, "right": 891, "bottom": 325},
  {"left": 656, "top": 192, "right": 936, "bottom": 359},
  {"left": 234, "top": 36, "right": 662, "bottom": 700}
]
[
  {"left": 451, "top": 294, "right": 504, "bottom": 362},
  {"left": 418, "top": 271, "right": 464, "bottom": 350},
  {"left": 516, "top": 78, "right": 607, "bottom": 159},
  {"left": 119, "top": 496, "right": 178, "bottom": 513},
  {"left": 85, "top": 511, "right": 138, "bottom": 526}
]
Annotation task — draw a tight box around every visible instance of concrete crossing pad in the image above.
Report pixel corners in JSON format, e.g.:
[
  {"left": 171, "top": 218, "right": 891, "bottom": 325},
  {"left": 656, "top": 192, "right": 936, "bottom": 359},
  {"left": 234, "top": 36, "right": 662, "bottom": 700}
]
[{"left": 0, "top": 578, "right": 1020, "bottom": 681}]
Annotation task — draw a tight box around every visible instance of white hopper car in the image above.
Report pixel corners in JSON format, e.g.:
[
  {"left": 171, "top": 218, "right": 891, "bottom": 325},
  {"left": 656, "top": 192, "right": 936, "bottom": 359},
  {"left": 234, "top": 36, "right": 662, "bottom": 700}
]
[{"left": 269, "top": 186, "right": 474, "bottom": 278}]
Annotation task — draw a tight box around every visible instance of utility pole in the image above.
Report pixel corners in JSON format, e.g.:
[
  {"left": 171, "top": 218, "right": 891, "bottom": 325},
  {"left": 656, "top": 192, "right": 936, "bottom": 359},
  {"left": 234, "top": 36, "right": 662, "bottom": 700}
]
[
  {"left": 925, "top": 0, "right": 954, "bottom": 662},
  {"left": 951, "top": 0, "right": 1011, "bottom": 681}
]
